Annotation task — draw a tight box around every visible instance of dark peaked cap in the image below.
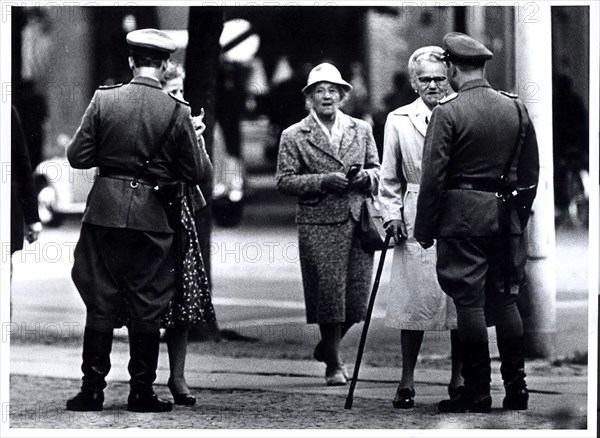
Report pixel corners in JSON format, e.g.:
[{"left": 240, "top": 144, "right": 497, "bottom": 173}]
[
  {"left": 126, "top": 28, "right": 177, "bottom": 59},
  {"left": 442, "top": 32, "right": 493, "bottom": 64}
]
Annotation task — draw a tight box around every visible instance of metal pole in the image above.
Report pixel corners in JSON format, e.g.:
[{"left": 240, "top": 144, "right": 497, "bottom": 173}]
[{"left": 514, "top": 4, "right": 557, "bottom": 358}]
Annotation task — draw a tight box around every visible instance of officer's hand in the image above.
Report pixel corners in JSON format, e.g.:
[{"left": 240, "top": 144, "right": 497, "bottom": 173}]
[
  {"left": 385, "top": 219, "right": 408, "bottom": 243},
  {"left": 321, "top": 173, "right": 349, "bottom": 194},
  {"left": 25, "top": 222, "right": 42, "bottom": 244},
  {"left": 417, "top": 239, "right": 434, "bottom": 249},
  {"left": 348, "top": 170, "right": 370, "bottom": 191}
]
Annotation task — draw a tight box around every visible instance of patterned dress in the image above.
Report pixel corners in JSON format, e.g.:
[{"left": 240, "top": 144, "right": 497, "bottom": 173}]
[
  {"left": 160, "top": 195, "right": 216, "bottom": 328},
  {"left": 116, "top": 194, "right": 216, "bottom": 329}
]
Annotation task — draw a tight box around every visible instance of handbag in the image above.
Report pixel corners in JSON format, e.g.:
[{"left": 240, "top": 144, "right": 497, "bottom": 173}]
[{"left": 359, "top": 196, "right": 391, "bottom": 253}]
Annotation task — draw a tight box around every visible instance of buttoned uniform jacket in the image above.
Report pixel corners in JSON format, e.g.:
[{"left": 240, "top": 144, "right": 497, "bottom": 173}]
[
  {"left": 67, "top": 76, "right": 212, "bottom": 234},
  {"left": 276, "top": 112, "right": 380, "bottom": 224},
  {"left": 413, "top": 78, "right": 539, "bottom": 242}
]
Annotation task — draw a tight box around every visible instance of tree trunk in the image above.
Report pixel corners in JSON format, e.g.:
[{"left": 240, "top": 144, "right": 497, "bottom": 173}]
[{"left": 184, "top": 7, "right": 224, "bottom": 341}]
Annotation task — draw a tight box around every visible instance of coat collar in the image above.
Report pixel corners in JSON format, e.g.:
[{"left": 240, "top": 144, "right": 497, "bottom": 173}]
[
  {"left": 458, "top": 78, "right": 492, "bottom": 93},
  {"left": 300, "top": 112, "right": 357, "bottom": 163},
  {"left": 130, "top": 75, "right": 163, "bottom": 90},
  {"left": 392, "top": 98, "right": 429, "bottom": 137}
]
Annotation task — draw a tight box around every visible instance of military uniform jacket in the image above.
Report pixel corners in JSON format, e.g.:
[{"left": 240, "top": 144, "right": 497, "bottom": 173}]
[
  {"left": 276, "top": 112, "right": 380, "bottom": 224},
  {"left": 67, "top": 76, "right": 211, "bottom": 233},
  {"left": 414, "top": 78, "right": 539, "bottom": 241}
]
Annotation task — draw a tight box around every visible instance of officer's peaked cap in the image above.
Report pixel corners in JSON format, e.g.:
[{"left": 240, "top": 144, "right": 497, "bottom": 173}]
[
  {"left": 442, "top": 32, "right": 493, "bottom": 64},
  {"left": 126, "top": 28, "right": 177, "bottom": 59}
]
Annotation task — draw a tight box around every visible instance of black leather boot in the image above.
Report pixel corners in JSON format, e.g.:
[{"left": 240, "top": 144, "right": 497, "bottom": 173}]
[
  {"left": 497, "top": 336, "right": 529, "bottom": 410},
  {"left": 438, "top": 341, "right": 492, "bottom": 413},
  {"left": 66, "top": 327, "right": 113, "bottom": 411},
  {"left": 127, "top": 331, "right": 172, "bottom": 413}
]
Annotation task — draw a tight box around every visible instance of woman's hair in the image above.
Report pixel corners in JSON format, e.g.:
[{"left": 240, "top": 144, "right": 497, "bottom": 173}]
[
  {"left": 304, "top": 82, "right": 349, "bottom": 111},
  {"left": 407, "top": 46, "right": 445, "bottom": 89},
  {"left": 160, "top": 61, "right": 186, "bottom": 87}
]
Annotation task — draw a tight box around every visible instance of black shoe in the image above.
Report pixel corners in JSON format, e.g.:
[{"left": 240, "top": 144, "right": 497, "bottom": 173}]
[
  {"left": 448, "top": 385, "right": 466, "bottom": 399},
  {"left": 392, "top": 387, "right": 415, "bottom": 409},
  {"left": 503, "top": 386, "right": 529, "bottom": 410},
  {"left": 127, "top": 392, "right": 173, "bottom": 412},
  {"left": 66, "top": 391, "right": 104, "bottom": 411},
  {"left": 438, "top": 390, "right": 492, "bottom": 413},
  {"left": 168, "top": 379, "right": 196, "bottom": 406}
]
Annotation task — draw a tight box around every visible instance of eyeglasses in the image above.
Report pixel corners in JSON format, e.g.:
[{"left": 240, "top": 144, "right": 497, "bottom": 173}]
[
  {"left": 417, "top": 76, "right": 447, "bottom": 86},
  {"left": 313, "top": 86, "right": 341, "bottom": 96}
]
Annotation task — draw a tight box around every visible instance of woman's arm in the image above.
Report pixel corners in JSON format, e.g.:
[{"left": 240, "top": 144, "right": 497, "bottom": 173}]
[
  {"left": 378, "top": 115, "right": 405, "bottom": 222},
  {"left": 276, "top": 130, "right": 327, "bottom": 197}
]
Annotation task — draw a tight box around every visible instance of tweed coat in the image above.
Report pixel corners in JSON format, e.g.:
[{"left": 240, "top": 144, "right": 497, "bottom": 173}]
[
  {"left": 276, "top": 112, "right": 380, "bottom": 224},
  {"left": 276, "top": 111, "right": 380, "bottom": 324},
  {"left": 379, "top": 99, "right": 456, "bottom": 330}
]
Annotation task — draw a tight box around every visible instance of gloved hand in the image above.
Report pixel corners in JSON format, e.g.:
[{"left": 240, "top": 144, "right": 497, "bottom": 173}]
[
  {"left": 385, "top": 219, "right": 408, "bottom": 243},
  {"left": 321, "top": 172, "right": 349, "bottom": 194},
  {"left": 347, "top": 170, "right": 370, "bottom": 191}
]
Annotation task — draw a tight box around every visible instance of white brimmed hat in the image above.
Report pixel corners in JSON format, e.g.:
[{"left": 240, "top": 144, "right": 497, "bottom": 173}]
[{"left": 302, "top": 63, "right": 353, "bottom": 94}]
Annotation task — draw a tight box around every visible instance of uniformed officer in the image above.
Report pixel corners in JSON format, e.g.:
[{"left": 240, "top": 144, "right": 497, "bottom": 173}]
[
  {"left": 414, "top": 32, "right": 539, "bottom": 413},
  {"left": 66, "top": 28, "right": 212, "bottom": 413}
]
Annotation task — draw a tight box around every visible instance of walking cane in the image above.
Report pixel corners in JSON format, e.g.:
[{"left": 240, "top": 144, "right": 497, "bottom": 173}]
[{"left": 345, "top": 233, "right": 393, "bottom": 409}]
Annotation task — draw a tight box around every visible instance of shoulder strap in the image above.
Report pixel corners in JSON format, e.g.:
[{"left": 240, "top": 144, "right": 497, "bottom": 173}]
[
  {"left": 500, "top": 99, "right": 524, "bottom": 184},
  {"left": 134, "top": 103, "right": 182, "bottom": 181}
]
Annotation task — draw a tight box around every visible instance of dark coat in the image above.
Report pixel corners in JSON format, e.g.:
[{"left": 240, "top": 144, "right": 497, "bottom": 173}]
[
  {"left": 67, "top": 76, "right": 211, "bottom": 233},
  {"left": 11, "top": 106, "right": 40, "bottom": 254},
  {"left": 414, "top": 79, "right": 540, "bottom": 241}
]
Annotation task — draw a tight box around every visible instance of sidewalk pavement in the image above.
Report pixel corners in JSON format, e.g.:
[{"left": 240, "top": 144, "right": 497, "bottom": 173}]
[{"left": 8, "top": 339, "right": 590, "bottom": 432}]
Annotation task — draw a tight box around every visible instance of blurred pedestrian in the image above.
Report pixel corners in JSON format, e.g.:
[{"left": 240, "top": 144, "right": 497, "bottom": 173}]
[
  {"left": 276, "top": 63, "right": 380, "bottom": 386},
  {"left": 265, "top": 60, "right": 313, "bottom": 162},
  {"left": 11, "top": 105, "right": 42, "bottom": 314},
  {"left": 373, "top": 71, "right": 415, "bottom": 159},
  {"left": 378, "top": 46, "right": 463, "bottom": 410},
  {"left": 414, "top": 33, "right": 539, "bottom": 413},
  {"left": 11, "top": 105, "right": 42, "bottom": 256},
  {"left": 65, "top": 29, "right": 211, "bottom": 413},
  {"left": 159, "top": 61, "right": 216, "bottom": 406}
]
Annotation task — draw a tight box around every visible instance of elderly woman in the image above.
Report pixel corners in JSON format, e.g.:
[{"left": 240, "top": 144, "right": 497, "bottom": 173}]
[
  {"left": 158, "top": 62, "right": 214, "bottom": 406},
  {"left": 276, "top": 63, "right": 380, "bottom": 386},
  {"left": 378, "top": 47, "right": 463, "bottom": 408}
]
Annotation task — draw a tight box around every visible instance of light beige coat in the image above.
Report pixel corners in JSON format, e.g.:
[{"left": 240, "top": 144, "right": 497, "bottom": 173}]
[{"left": 379, "top": 99, "right": 457, "bottom": 330}]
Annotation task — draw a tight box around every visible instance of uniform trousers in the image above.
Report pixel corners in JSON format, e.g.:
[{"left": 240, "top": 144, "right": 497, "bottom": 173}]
[
  {"left": 72, "top": 223, "right": 177, "bottom": 334},
  {"left": 435, "top": 235, "right": 527, "bottom": 344}
]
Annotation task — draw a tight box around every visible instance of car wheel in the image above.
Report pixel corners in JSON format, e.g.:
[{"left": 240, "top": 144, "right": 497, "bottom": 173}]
[{"left": 36, "top": 177, "right": 63, "bottom": 227}]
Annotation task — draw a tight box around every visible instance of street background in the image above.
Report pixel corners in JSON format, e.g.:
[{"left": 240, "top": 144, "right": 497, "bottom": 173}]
[
  {"left": 3, "top": 3, "right": 596, "bottom": 434},
  {"left": 7, "top": 179, "right": 592, "bottom": 431}
]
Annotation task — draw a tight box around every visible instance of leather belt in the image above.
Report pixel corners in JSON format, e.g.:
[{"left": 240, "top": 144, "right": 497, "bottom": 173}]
[
  {"left": 444, "top": 178, "right": 502, "bottom": 193},
  {"left": 98, "top": 167, "right": 156, "bottom": 187}
]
